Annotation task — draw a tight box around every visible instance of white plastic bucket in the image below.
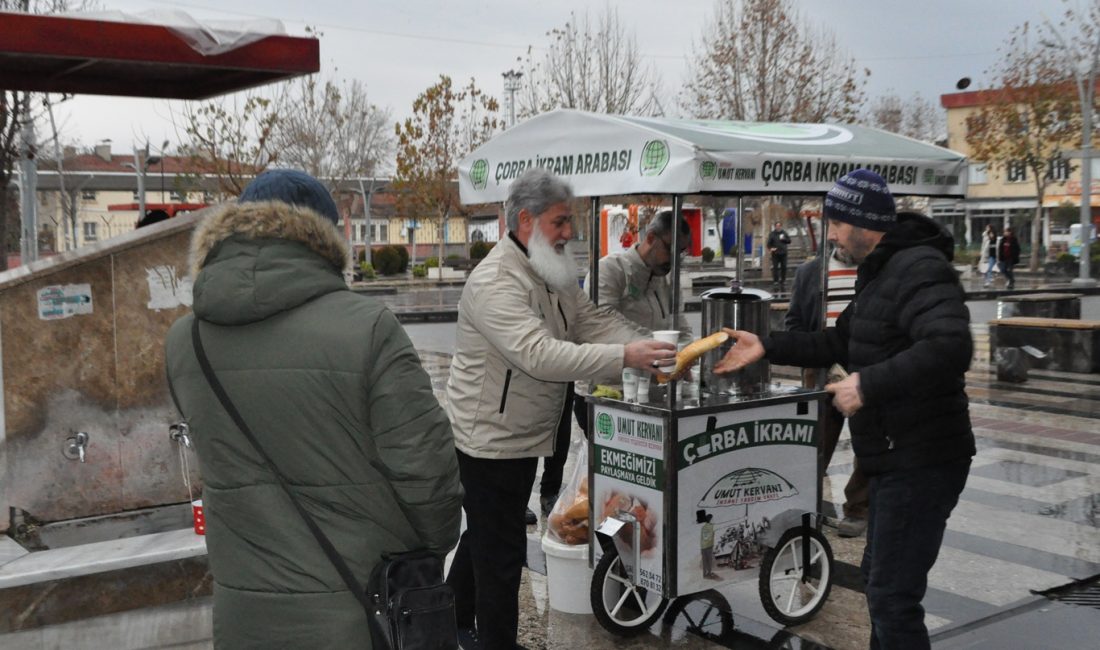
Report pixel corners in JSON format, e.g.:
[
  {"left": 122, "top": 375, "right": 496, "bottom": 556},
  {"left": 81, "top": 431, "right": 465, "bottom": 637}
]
[{"left": 540, "top": 534, "right": 593, "bottom": 615}]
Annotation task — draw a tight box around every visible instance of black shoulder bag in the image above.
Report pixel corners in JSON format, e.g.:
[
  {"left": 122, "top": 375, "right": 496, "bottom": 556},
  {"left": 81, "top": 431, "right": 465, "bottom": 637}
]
[{"left": 190, "top": 318, "right": 457, "bottom": 650}]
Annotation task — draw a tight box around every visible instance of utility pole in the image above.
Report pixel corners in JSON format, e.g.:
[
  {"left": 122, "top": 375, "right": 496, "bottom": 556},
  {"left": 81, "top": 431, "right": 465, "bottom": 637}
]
[{"left": 19, "top": 120, "right": 38, "bottom": 264}]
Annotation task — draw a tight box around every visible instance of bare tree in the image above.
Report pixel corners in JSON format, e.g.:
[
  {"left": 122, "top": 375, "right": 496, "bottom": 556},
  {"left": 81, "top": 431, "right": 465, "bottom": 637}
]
[
  {"left": 176, "top": 90, "right": 282, "bottom": 198},
  {"left": 681, "top": 0, "right": 868, "bottom": 123},
  {"left": 518, "top": 7, "right": 663, "bottom": 117},
  {"left": 965, "top": 21, "right": 1079, "bottom": 272},
  {"left": 0, "top": 0, "right": 94, "bottom": 268},
  {"left": 272, "top": 77, "right": 395, "bottom": 191},
  {"left": 904, "top": 94, "right": 943, "bottom": 143},
  {"left": 394, "top": 76, "right": 500, "bottom": 277},
  {"left": 866, "top": 92, "right": 942, "bottom": 142},
  {"left": 867, "top": 94, "right": 904, "bottom": 134},
  {"left": 1041, "top": 0, "right": 1100, "bottom": 281}
]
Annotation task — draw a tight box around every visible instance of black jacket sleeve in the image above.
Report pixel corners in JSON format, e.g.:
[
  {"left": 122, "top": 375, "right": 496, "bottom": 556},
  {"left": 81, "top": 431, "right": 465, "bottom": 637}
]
[{"left": 765, "top": 305, "right": 849, "bottom": 369}]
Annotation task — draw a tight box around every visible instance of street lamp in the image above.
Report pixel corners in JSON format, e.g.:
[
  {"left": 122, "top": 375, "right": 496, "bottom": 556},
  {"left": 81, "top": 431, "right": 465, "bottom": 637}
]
[
  {"left": 122, "top": 145, "right": 161, "bottom": 224},
  {"left": 502, "top": 69, "right": 523, "bottom": 128}
]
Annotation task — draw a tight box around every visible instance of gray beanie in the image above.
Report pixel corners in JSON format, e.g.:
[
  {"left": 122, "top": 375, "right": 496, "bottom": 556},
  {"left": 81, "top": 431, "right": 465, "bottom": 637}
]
[
  {"left": 239, "top": 169, "right": 340, "bottom": 225},
  {"left": 822, "top": 169, "right": 896, "bottom": 232}
]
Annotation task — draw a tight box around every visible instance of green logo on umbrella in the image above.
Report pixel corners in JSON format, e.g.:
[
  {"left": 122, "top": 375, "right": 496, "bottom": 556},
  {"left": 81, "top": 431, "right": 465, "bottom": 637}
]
[
  {"left": 596, "top": 413, "right": 614, "bottom": 440},
  {"left": 470, "top": 159, "right": 489, "bottom": 189},
  {"left": 640, "top": 140, "right": 670, "bottom": 177},
  {"left": 699, "top": 160, "right": 717, "bottom": 180}
]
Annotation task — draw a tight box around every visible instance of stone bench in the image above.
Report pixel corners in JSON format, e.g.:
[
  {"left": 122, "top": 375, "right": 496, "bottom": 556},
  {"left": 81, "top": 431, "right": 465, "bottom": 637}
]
[
  {"left": 996, "top": 293, "right": 1082, "bottom": 319},
  {"left": 989, "top": 317, "right": 1100, "bottom": 373}
]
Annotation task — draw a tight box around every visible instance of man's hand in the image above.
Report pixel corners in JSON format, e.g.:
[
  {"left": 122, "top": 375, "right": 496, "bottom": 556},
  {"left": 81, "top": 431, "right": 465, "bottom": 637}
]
[
  {"left": 624, "top": 340, "right": 677, "bottom": 376},
  {"left": 825, "top": 372, "right": 864, "bottom": 417},
  {"left": 712, "top": 328, "right": 764, "bottom": 374}
]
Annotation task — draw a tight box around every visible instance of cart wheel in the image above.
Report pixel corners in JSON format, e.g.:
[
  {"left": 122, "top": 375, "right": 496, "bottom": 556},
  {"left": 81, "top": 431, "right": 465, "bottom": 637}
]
[
  {"left": 758, "top": 527, "right": 833, "bottom": 626},
  {"left": 661, "top": 590, "right": 733, "bottom": 640},
  {"left": 590, "top": 548, "right": 668, "bottom": 636}
]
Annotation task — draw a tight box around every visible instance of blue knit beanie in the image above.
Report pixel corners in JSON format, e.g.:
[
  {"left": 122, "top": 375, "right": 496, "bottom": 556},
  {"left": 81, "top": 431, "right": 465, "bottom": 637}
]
[
  {"left": 239, "top": 169, "right": 340, "bottom": 225},
  {"left": 823, "top": 169, "right": 896, "bottom": 232}
]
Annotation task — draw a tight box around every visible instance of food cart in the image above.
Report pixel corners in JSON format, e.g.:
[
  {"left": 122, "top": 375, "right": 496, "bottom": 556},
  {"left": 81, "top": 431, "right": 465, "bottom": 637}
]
[{"left": 457, "top": 109, "right": 968, "bottom": 634}]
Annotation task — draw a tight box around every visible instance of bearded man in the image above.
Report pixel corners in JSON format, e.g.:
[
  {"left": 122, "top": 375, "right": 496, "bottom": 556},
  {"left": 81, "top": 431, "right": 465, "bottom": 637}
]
[{"left": 444, "top": 167, "right": 674, "bottom": 650}]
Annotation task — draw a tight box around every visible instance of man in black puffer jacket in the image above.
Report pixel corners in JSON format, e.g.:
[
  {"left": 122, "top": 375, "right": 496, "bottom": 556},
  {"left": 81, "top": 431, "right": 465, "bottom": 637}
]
[{"left": 715, "top": 169, "right": 974, "bottom": 650}]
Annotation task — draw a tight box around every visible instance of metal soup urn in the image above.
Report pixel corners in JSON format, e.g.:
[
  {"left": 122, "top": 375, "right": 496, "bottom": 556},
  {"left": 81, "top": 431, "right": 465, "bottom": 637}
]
[{"left": 699, "top": 286, "right": 772, "bottom": 396}]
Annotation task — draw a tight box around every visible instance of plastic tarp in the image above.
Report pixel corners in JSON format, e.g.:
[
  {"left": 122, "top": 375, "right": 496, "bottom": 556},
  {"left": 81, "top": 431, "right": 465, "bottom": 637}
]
[
  {"left": 458, "top": 109, "right": 968, "bottom": 203},
  {"left": 64, "top": 10, "right": 285, "bottom": 56}
]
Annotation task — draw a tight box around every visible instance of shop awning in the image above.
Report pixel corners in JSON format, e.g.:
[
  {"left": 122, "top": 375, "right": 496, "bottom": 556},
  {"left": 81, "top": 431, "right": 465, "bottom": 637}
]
[
  {"left": 0, "top": 12, "right": 318, "bottom": 99},
  {"left": 459, "top": 109, "right": 969, "bottom": 203}
]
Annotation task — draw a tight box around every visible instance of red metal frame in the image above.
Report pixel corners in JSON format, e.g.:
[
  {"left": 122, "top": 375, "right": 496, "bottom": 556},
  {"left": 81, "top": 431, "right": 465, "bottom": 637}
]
[
  {"left": 107, "top": 203, "right": 207, "bottom": 216},
  {"left": 0, "top": 12, "right": 319, "bottom": 99}
]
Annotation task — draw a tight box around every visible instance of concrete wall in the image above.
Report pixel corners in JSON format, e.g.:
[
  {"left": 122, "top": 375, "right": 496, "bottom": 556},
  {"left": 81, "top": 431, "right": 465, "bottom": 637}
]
[{"left": 0, "top": 214, "right": 202, "bottom": 531}]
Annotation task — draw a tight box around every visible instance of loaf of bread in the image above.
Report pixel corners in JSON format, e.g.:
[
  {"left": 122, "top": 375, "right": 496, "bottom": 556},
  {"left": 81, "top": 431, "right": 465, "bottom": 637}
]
[{"left": 656, "top": 331, "right": 729, "bottom": 384}]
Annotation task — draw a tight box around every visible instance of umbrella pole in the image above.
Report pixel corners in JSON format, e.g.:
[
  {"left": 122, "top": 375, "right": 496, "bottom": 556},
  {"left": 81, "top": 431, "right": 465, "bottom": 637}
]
[
  {"left": 667, "top": 195, "right": 684, "bottom": 412},
  {"left": 736, "top": 196, "right": 744, "bottom": 287}
]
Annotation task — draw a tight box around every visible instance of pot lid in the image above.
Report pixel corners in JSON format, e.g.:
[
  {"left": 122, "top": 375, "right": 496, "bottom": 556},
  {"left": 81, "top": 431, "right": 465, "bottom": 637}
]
[{"left": 700, "top": 287, "right": 773, "bottom": 301}]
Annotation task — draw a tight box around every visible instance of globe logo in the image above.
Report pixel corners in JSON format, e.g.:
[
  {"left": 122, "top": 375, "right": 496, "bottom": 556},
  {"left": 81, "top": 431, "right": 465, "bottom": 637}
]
[
  {"left": 470, "top": 159, "right": 489, "bottom": 189},
  {"left": 640, "top": 140, "right": 670, "bottom": 177},
  {"left": 700, "top": 160, "right": 717, "bottom": 180},
  {"left": 596, "top": 413, "right": 615, "bottom": 440}
]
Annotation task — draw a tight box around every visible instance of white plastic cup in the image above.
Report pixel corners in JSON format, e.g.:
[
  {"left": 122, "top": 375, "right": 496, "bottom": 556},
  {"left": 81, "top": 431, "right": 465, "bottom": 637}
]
[
  {"left": 636, "top": 374, "right": 650, "bottom": 403},
  {"left": 652, "top": 330, "right": 679, "bottom": 372},
  {"left": 621, "top": 368, "right": 639, "bottom": 403}
]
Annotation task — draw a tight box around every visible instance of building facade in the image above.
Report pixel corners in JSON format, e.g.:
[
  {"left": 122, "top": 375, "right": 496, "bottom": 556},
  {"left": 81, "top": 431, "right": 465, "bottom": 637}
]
[{"left": 938, "top": 89, "right": 1097, "bottom": 255}]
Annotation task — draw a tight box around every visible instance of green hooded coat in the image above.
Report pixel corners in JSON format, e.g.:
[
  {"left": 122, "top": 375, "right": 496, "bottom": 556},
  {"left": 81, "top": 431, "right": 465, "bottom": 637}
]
[{"left": 166, "top": 200, "right": 462, "bottom": 649}]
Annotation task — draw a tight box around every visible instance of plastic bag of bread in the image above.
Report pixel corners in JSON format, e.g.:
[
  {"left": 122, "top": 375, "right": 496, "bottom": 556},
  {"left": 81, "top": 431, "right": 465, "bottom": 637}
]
[{"left": 547, "top": 446, "right": 590, "bottom": 545}]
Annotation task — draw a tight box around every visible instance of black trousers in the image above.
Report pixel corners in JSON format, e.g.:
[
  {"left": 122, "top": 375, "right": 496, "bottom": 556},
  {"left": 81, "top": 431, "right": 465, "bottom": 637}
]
[
  {"left": 539, "top": 383, "right": 575, "bottom": 499},
  {"left": 447, "top": 451, "right": 537, "bottom": 650},
  {"left": 772, "top": 252, "right": 788, "bottom": 285}
]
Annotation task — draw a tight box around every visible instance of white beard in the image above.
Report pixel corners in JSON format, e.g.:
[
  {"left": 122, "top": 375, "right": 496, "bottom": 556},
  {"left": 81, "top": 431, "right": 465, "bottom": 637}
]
[{"left": 528, "top": 226, "right": 577, "bottom": 291}]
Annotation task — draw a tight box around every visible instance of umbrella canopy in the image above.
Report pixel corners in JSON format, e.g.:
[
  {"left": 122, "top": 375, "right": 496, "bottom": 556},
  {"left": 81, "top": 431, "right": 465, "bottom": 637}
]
[
  {"left": 458, "top": 109, "right": 967, "bottom": 203},
  {"left": 698, "top": 467, "right": 799, "bottom": 509}
]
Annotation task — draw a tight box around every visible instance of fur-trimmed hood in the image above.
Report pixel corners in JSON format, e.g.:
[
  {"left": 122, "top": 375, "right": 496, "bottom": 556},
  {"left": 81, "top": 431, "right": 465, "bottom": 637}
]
[
  {"left": 189, "top": 200, "right": 350, "bottom": 326},
  {"left": 190, "top": 200, "right": 348, "bottom": 278}
]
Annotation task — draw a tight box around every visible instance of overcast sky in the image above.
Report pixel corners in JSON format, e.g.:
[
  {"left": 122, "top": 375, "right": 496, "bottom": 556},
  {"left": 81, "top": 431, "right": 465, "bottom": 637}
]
[{"left": 47, "top": 0, "right": 1070, "bottom": 154}]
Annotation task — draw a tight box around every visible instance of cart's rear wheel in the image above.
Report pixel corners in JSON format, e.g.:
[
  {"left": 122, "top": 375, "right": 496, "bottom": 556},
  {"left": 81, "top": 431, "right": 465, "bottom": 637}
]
[
  {"left": 590, "top": 548, "right": 668, "bottom": 636},
  {"left": 758, "top": 527, "right": 833, "bottom": 626},
  {"left": 662, "top": 590, "right": 733, "bottom": 640}
]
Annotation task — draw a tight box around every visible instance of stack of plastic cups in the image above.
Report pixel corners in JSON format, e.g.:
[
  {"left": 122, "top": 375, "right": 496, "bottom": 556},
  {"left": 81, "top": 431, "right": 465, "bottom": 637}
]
[
  {"left": 636, "top": 372, "right": 650, "bottom": 403},
  {"left": 622, "top": 368, "right": 639, "bottom": 403}
]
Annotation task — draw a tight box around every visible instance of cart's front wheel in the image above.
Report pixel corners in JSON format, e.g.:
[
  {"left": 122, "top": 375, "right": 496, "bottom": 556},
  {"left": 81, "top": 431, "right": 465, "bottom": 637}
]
[
  {"left": 758, "top": 527, "right": 833, "bottom": 626},
  {"left": 590, "top": 548, "right": 668, "bottom": 636}
]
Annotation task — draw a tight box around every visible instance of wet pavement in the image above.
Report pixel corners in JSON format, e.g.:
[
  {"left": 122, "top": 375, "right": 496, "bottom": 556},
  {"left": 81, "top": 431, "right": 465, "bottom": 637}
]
[{"left": 4, "top": 273, "right": 1100, "bottom": 649}]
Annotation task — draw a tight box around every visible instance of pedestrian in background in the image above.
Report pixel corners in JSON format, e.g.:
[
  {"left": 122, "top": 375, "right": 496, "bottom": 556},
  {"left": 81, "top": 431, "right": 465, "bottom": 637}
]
[
  {"left": 997, "top": 226, "right": 1021, "bottom": 290},
  {"left": 767, "top": 220, "right": 792, "bottom": 289},
  {"left": 980, "top": 224, "right": 997, "bottom": 287}
]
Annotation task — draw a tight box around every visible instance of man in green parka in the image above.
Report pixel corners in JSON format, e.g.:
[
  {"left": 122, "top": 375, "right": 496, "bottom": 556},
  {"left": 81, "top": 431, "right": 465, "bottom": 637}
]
[{"left": 166, "top": 169, "right": 463, "bottom": 649}]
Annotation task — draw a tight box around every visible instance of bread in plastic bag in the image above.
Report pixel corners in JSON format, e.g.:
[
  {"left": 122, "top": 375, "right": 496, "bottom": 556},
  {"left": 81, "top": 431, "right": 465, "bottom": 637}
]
[{"left": 546, "top": 445, "right": 589, "bottom": 545}]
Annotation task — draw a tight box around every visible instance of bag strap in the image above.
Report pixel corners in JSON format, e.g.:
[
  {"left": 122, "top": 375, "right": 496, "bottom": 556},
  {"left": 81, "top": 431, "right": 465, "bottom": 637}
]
[{"left": 190, "top": 318, "right": 375, "bottom": 615}]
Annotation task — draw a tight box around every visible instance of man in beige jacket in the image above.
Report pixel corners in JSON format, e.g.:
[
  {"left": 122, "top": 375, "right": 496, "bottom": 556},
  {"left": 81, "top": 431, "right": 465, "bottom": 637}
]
[{"left": 445, "top": 167, "right": 674, "bottom": 650}]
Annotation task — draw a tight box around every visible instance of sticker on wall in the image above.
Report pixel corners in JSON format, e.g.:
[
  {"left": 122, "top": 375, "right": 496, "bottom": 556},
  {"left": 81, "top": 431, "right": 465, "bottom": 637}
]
[
  {"left": 146, "top": 265, "right": 193, "bottom": 311},
  {"left": 38, "top": 284, "right": 94, "bottom": 320}
]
